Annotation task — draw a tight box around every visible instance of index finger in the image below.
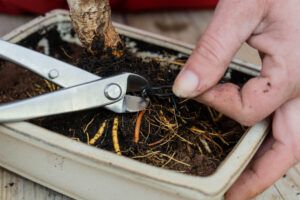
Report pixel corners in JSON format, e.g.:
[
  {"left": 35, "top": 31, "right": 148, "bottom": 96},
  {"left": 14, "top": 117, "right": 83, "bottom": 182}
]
[{"left": 196, "top": 61, "right": 293, "bottom": 125}]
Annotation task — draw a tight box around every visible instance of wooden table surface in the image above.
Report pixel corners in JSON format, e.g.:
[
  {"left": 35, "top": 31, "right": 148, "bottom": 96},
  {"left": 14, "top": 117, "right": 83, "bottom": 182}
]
[{"left": 0, "top": 10, "right": 299, "bottom": 200}]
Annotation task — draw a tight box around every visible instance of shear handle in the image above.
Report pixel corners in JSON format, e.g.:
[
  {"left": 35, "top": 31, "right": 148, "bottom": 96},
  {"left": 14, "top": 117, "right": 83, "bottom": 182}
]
[
  {"left": 0, "top": 73, "right": 149, "bottom": 122},
  {"left": 0, "top": 39, "right": 100, "bottom": 87}
]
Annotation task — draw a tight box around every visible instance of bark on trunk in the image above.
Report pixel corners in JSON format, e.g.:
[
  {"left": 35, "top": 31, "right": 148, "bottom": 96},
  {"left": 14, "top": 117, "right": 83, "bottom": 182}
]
[{"left": 67, "top": 0, "right": 122, "bottom": 53}]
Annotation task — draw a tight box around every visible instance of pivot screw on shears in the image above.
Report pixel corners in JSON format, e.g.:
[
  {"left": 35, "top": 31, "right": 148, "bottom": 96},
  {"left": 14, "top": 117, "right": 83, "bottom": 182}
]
[
  {"left": 48, "top": 69, "right": 59, "bottom": 79},
  {"left": 104, "top": 83, "right": 122, "bottom": 100}
]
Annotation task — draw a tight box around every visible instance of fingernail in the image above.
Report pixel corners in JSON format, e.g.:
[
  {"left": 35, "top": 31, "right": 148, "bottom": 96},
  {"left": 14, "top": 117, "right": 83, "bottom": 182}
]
[{"left": 173, "top": 69, "right": 200, "bottom": 98}]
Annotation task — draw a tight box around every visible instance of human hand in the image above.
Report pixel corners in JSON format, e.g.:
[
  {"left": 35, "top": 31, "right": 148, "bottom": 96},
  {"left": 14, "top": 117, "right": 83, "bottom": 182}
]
[{"left": 172, "top": 0, "right": 300, "bottom": 199}]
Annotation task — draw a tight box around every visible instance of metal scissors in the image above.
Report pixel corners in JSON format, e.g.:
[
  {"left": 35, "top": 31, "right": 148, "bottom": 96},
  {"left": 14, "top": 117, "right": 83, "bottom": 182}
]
[{"left": 0, "top": 40, "right": 150, "bottom": 122}]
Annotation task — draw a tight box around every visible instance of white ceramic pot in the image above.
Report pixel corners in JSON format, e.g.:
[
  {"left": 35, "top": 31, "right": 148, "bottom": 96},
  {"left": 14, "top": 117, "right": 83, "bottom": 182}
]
[{"left": 0, "top": 10, "right": 269, "bottom": 200}]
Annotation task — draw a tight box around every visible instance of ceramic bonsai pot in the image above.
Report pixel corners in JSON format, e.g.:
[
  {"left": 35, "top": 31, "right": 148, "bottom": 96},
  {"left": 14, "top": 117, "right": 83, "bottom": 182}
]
[{"left": 0, "top": 10, "right": 269, "bottom": 200}]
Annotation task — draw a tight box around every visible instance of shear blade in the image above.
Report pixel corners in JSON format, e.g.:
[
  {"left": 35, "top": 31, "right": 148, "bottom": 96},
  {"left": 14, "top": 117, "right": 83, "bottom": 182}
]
[{"left": 124, "top": 95, "right": 150, "bottom": 112}]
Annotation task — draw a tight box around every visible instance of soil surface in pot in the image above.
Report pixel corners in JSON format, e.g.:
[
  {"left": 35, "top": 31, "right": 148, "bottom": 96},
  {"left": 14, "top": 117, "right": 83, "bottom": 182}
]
[{"left": 0, "top": 25, "right": 251, "bottom": 176}]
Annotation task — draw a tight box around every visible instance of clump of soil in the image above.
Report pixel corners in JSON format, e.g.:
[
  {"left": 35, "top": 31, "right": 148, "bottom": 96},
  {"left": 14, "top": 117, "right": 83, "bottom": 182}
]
[{"left": 0, "top": 25, "right": 250, "bottom": 176}]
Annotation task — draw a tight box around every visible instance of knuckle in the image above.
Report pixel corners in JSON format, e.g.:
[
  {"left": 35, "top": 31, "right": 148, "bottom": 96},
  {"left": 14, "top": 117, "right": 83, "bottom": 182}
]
[
  {"left": 236, "top": 110, "right": 259, "bottom": 126},
  {"left": 195, "top": 34, "right": 228, "bottom": 67},
  {"left": 238, "top": 118, "right": 257, "bottom": 127}
]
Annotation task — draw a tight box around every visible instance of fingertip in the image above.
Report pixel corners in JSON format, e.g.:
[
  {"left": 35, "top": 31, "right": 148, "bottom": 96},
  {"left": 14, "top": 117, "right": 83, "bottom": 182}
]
[{"left": 173, "top": 68, "right": 200, "bottom": 98}]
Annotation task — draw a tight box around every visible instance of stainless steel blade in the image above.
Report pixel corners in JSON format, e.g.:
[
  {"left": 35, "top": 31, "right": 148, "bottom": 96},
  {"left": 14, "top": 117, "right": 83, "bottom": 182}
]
[{"left": 123, "top": 95, "right": 150, "bottom": 113}]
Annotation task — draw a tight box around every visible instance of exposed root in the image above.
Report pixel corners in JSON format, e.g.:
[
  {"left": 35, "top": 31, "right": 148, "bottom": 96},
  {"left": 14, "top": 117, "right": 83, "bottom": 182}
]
[
  {"left": 157, "top": 110, "right": 177, "bottom": 132},
  {"left": 60, "top": 47, "right": 73, "bottom": 59},
  {"left": 154, "top": 58, "right": 185, "bottom": 66},
  {"left": 134, "top": 110, "right": 146, "bottom": 144},
  {"left": 112, "top": 116, "right": 121, "bottom": 155},
  {"left": 44, "top": 80, "right": 58, "bottom": 92},
  {"left": 132, "top": 151, "right": 160, "bottom": 159},
  {"left": 159, "top": 153, "right": 190, "bottom": 167},
  {"left": 89, "top": 120, "right": 107, "bottom": 145},
  {"left": 207, "top": 107, "right": 223, "bottom": 122}
]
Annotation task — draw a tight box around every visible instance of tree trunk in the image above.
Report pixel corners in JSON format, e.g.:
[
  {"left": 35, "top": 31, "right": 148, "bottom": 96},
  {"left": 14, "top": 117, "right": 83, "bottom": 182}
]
[{"left": 66, "top": 0, "right": 122, "bottom": 54}]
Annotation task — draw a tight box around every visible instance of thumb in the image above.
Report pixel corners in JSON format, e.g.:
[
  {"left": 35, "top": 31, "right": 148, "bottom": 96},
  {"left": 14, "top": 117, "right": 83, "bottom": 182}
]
[{"left": 173, "top": 0, "right": 267, "bottom": 98}]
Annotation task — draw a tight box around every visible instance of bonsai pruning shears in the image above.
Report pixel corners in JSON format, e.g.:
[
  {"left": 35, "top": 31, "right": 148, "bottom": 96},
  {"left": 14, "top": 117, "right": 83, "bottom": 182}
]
[{"left": 0, "top": 40, "right": 150, "bottom": 122}]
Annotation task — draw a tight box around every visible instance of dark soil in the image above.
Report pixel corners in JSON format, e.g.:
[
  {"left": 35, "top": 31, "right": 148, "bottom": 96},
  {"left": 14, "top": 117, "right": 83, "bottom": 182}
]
[{"left": 0, "top": 25, "right": 251, "bottom": 176}]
